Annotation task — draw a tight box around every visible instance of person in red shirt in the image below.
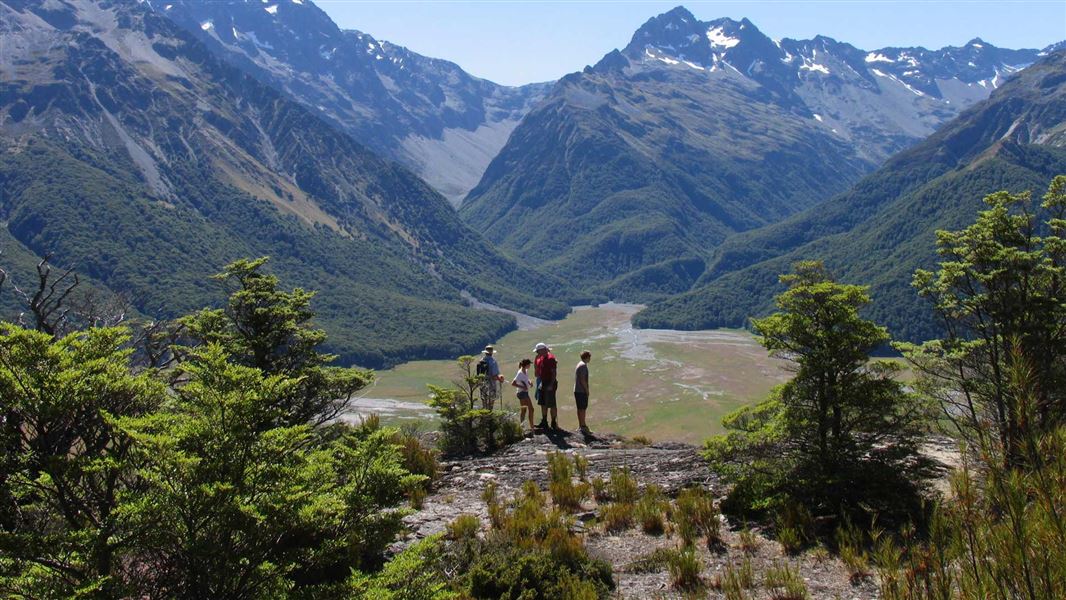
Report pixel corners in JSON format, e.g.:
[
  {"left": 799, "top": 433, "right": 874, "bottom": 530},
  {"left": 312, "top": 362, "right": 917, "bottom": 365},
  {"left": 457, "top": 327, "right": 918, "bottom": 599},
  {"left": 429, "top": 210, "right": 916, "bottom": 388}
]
[{"left": 533, "top": 342, "right": 559, "bottom": 430}]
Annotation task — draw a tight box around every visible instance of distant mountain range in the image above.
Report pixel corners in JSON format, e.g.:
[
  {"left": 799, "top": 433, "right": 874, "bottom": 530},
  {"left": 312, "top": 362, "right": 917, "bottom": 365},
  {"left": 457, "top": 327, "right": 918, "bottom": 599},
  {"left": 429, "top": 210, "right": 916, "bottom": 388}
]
[
  {"left": 153, "top": 0, "right": 548, "bottom": 205},
  {"left": 0, "top": 0, "right": 570, "bottom": 367},
  {"left": 1, "top": 0, "right": 1062, "bottom": 366},
  {"left": 634, "top": 50, "right": 1066, "bottom": 341},
  {"left": 460, "top": 6, "right": 1055, "bottom": 299}
]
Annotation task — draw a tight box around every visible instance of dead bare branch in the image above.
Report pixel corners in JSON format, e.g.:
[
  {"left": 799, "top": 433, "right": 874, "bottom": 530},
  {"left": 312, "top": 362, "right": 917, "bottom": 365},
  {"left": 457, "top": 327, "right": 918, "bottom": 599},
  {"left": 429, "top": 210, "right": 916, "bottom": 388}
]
[{"left": 24, "top": 255, "right": 80, "bottom": 337}]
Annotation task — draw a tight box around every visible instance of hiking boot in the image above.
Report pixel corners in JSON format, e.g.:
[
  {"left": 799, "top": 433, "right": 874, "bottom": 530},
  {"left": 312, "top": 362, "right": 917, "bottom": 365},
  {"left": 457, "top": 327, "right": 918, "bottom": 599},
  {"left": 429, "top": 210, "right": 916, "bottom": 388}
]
[
  {"left": 580, "top": 425, "right": 592, "bottom": 435},
  {"left": 550, "top": 421, "right": 560, "bottom": 431},
  {"left": 536, "top": 419, "right": 549, "bottom": 430}
]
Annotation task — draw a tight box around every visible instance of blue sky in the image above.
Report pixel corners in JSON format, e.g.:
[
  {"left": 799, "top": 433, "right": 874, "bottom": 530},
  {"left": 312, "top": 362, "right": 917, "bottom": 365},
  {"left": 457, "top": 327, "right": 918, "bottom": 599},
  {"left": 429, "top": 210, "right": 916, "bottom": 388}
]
[{"left": 318, "top": 1, "right": 1066, "bottom": 86}]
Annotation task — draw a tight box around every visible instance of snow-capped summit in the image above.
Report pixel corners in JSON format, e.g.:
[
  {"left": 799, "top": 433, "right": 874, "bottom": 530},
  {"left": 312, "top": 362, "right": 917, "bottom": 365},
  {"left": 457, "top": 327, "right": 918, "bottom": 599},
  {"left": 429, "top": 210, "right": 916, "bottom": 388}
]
[
  {"left": 624, "top": 10, "right": 781, "bottom": 75},
  {"left": 592, "top": 5, "right": 1054, "bottom": 163}
]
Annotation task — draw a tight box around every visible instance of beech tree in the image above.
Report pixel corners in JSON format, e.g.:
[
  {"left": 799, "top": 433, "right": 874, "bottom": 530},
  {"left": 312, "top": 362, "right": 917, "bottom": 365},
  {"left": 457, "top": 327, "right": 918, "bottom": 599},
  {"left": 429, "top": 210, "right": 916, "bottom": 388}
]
[
  {"left": 706, "top": 261, "right": 934, "bottom": 523},
  {"left": 901, "top": 177, "right": 1066, "bottom": 469},
  {"left": 180, "top": 257, "right": 371, "bottom": 428}
]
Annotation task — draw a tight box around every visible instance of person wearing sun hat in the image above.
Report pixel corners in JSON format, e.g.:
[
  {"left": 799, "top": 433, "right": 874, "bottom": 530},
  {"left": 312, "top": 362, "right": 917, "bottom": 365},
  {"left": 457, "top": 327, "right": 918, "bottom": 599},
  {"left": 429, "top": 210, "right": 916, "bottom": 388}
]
[
  {"left": 479, "top": 344, "right": 504, "bottom": 407},
  {"left": 533, "top": 342, "right": 558, "bottom": 430}
]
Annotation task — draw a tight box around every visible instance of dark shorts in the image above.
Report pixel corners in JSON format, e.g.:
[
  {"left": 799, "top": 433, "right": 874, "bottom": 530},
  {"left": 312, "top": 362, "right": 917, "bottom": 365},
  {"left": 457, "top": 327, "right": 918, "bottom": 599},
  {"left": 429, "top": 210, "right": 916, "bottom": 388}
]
[
  {"left": 538, "top": 380, "right": 557, "bottom": 408},
  {"left": 574, "top": 392, "right": 589, "bottom": 411},
  {"left": 517, "top": 391, "right": 531, "bottom": 402}
]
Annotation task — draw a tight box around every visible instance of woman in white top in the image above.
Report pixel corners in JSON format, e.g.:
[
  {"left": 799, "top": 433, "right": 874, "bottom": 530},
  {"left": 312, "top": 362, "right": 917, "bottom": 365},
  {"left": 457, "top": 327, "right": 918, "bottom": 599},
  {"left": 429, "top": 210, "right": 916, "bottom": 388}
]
[{"left": 511, "top": 358, "right": 534, "bottom": 430}]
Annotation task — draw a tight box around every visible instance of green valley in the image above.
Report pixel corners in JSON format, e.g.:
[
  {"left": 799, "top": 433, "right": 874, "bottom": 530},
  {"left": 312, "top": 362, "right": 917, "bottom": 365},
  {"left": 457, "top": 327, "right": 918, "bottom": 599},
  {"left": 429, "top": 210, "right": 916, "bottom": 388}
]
[{"left": 363, "top": 304, "right": 791, "bottom": 443}]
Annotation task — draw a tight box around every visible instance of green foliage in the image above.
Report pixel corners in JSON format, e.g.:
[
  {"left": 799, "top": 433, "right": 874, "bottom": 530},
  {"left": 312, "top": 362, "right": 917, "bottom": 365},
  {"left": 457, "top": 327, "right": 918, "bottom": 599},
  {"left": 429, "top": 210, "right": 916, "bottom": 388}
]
[
  {"left": 0, "top": 265, "right": 440, "bottom": 599},
  {"left": 874, "top": 369, "right": 1066, "bottom": 599},
  {"left": 665, "top": 548, "right": 703, "bottom": 592},
  {"left": 180, "top": 257, "right": 372, "bottom": 426},
  {"left": 590, "top": 476, "right": 609, "bottom": 503},
  {"left": 738, "top": 525, "right": 760, "bottom": 555},
  {"left": 0, "top": 325, "right": 167, "bottom": 598},
  {"left": 117, "top": 346, "right": 420, "bottom": 597},
  {"left": 774, "top": 502, "right": 815, "bottom": 555},
  {"left": 672, "top": 487, "right": 722, "bottom": 549},
  {"left": 548, "top": 452, "right": 590, "bottom": 512},
  {"left": 600, "top": 502, "right": 635, "bottom": 533},
  {"left": 607, "top": 467, "right": 639, "bottom": 504},
  {"left": 428, "top": 356, "right": 522, "bottom": 457},
  {"left": 623, "top": 547, "right": 678, "bottom": 574},
  {"left": 834, "top": 519, "right": 872, "bottom": 584},
  {"left": 712, "top": 559, "right": 755, "bottom": 598},
  {"left": 706, "top": 261, "right": 936, "bottom": 525},
  {"left": 394, "top": 430, "right": 440, "bottom": 492},
  {"left": 901, "top": 177, "right": 1066, "bottom": 469},
  {"left": 456, "top": 480, "right": 614, "bottom": 599},
  {"left": 445, "top": 515, "right": 481, "bottom": 542},
  {"left": 348, "top": 536, "right": 457, "bottom": 600},
  {"left": 573, "top": 454, "right": 589, "bottom": 481},
  {"left": 635, "top": 488, "right": 668, "bottom": 535},
  {"left": 763, "top": 561, "right": 809, "bottom": 600}
]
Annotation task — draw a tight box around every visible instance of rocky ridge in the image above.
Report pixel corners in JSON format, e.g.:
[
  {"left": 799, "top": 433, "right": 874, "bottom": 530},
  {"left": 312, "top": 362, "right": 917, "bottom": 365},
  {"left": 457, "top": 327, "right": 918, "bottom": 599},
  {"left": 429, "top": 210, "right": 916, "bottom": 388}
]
[{"left": 402, "top": 430, "right": 885, "bottom": 599}]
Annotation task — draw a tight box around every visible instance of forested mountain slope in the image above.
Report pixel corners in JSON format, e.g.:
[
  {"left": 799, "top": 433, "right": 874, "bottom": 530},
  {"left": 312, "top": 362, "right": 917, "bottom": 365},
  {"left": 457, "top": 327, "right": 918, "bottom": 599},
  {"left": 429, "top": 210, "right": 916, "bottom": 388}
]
[
  {"left": 635, "top": 50, "right": 1066, "bottom": 342},
  {"left": 460, "top": 6, "right": 1049, "bottom": 300},
  {"left": 0, "top": 0, "right": 569, "bottom": 367},
  {"left": 154, "top": 0, "right": 549, "bottom": 204}
]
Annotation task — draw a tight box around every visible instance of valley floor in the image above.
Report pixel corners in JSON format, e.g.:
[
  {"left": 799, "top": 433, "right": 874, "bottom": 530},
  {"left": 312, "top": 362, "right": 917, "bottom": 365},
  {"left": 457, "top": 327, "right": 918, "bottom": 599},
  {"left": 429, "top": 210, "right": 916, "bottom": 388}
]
[{"left": 354, "top": 304, "right": 791, "bottom": 443}]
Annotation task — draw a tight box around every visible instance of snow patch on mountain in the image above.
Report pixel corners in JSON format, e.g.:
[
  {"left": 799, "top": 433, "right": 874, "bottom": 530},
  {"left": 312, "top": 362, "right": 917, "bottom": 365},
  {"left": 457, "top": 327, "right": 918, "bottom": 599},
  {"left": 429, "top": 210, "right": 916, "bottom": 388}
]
[{"left": 706, "top": 26, "right": 739, "bottom": 49}]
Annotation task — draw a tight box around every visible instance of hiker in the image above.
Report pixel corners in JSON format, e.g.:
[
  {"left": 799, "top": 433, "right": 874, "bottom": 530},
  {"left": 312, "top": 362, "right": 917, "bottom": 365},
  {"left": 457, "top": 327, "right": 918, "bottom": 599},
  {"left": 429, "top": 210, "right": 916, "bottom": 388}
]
[
  {"left": 575, "top": 351, "right": 592, "bottom": 434},
  {"left": 511, "top": 358, "right": 535, "bottom": 430},
  {"left": 478, "top": 345, "right": 505, "bottom": 408},
  {"left": 534, "top": 342, "right": 559, "bottom": 430}
]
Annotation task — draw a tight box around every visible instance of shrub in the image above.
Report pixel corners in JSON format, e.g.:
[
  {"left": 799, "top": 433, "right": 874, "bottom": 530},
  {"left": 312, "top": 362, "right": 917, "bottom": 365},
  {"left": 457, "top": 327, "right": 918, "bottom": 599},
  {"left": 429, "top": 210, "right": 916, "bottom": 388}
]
[
  {"left": 774, "top": 502, "right": 814, "bottom": 554},
  {"left": 630, "top": 435, "right": 653, "bottom": 446},
  {"left": 738, "top": 524, "right": 760, "bottom": 554},
  {"left": 600, "top": 502, "right": 635, "bottom": 533},
  {"left": 590, "top": 476, "right": 610, "bottom": 503},
  {"left": 548, "top": 452, "right": 589, "bottom": 512},
  {"left": 712, "top": 560, "right": 754, "bottom": 599},
  {"left": 777, "top": 527, "right": 803, "bottom": 556},
  {"left": 573, "top": 454, "right": 589, "bottom": 480},
  {"left": 635, "top": 495, "right": 667, "bottom": 535},
  {"left": 460, "top": 478, "right": 614, "bottom": 599},
  {"left": 666, "top": 548, "right": 702, "bottom": 591},
  {"left": 395, "top": 428, "right": 439, "bottom": 489},
  {"left": 446, "top": 514, "right": 481, "bottom": 541},
  {"left": 429, "top": 357, "right": 523, "bottom": 457},
  {"left": 348, "top": 535, "right": 455, "bottom": 600},
  {"left": 808, "top": 545, "right": 831, "bottom": 564},
  {"left": 673, "top": 487, "right": 722, "bottom": 549},
  {"left": 608, "top": 468, "right": 639, "bottom": 504},
  {"left": 764, "top": 561, "right": 809, "bottom": 600},
  {"left": 482, "top": 480, "right": 505, "bottom": 529},
  {"left": 409, "top": 484, "right": 428, "bottom": 509},
  {"left": 624, "top": 547, "right": 677, "bottom": 573},
  {"left": 835, "top": 519, "right": 871, "bottom": 584}
]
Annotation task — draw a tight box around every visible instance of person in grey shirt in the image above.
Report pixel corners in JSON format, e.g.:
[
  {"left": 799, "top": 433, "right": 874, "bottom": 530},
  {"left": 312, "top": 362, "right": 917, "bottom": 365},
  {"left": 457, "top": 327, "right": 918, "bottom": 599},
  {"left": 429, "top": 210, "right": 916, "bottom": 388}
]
[
  {"left": 480, "top": 345, "right": 504, "bottom": 408},
  {"left": 574, "top": 351, "right": 592, "bottom": 434}
]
